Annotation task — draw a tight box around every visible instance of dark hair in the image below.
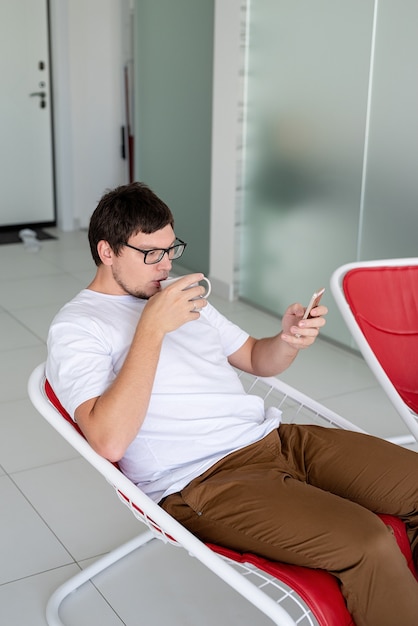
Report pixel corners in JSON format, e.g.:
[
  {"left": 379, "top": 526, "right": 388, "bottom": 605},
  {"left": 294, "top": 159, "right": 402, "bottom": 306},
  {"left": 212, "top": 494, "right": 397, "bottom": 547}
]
[{"left": 88, "top": 182, "right": 174, "bottom": 266}]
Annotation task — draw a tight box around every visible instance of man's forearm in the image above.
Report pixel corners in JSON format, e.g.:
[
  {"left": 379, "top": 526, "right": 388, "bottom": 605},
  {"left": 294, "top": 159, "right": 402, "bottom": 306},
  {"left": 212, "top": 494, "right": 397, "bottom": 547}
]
[{"left": 249, "top": 334, "right": 299, "bottom": 377}]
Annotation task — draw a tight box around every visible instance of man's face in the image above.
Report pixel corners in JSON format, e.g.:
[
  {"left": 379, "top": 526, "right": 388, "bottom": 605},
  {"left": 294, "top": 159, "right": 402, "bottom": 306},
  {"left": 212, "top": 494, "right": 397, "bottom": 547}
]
[{"left": 108, "top": 224, "right": 176, "bottom": 299}]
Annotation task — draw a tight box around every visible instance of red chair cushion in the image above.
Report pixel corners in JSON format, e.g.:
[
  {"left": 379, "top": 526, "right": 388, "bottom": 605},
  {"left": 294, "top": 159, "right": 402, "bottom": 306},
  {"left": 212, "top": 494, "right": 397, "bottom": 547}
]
[
  {"left": 343, "top": 265, "right": 418, "bottom": 414},
  {"left": 210, "top": 513, "right": 416, "bottom": 626},
  {"left": 45, "top": 379, "right": 85, "bottom": 434},
  {"left": 209, "top": 543, "right": 355, "bottom": 625},
  {"left": 44, "top": 380, "right": 416, "bottom": 625}
]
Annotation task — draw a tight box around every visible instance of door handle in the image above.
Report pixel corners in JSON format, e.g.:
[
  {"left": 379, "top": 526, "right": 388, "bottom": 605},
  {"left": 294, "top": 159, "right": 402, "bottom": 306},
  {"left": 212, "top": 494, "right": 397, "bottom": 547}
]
[{"left": 29, "top": 91, "right": 47, "bottom": 109}]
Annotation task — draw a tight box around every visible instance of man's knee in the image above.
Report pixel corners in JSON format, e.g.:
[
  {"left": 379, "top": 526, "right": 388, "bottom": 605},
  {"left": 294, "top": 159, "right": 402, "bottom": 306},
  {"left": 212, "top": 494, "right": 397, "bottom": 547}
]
[{"left": 354, "top": 519, "right": 404, "bottom": 570}]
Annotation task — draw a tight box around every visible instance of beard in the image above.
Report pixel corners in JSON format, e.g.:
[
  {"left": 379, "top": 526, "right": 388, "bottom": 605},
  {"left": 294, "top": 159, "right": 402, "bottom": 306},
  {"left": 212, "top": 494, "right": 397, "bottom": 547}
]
[{"left": 111, "top": 266, "right": 152, "bottom": 300}]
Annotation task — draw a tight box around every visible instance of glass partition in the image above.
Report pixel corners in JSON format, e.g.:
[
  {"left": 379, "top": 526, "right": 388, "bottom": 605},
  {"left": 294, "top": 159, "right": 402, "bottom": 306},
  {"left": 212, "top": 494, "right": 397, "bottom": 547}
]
[
  {"left": 359, "top": 0, "right": 418, "bottom": 260},
  {"left": 239, "top": 0, "right": 375, "bottom": 344}
]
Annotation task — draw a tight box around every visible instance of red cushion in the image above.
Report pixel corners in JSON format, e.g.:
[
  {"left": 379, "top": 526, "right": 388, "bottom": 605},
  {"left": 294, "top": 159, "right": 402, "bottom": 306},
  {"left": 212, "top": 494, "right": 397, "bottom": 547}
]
[
  {"left": 45, "top": 379, "right": 84, "bottom": 434},
  {"left": 343, "top": 265, "right": 418, "bottom": 414},
  {"left": 44, "top": 380, "right": 416, "bottom": 625},
  {"left": 210, "top": 513, "right": 416, "bottom": 626},
  {"left": 209, "top": 543, "right": 355, "bottom": 625}
]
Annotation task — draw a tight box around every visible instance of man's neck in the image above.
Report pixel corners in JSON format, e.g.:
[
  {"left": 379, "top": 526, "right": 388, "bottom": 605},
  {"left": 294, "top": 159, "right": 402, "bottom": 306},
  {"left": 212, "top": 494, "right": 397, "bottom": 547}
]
[{"left": 87, "top": 267, "right": 124, "bottom": 296}]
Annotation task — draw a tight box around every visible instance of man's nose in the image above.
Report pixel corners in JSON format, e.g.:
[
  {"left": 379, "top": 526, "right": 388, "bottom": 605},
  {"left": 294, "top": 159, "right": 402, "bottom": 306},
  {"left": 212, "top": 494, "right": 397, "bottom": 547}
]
[{"left": 158, "top": 252, "right": 172, "bottom": 271}]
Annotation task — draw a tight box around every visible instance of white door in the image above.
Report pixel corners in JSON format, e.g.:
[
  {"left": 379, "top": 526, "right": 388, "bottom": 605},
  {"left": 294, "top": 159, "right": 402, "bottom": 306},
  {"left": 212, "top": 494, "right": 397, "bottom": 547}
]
[{"left": 0, "top": 0, "right": 55, "bottom": 228}]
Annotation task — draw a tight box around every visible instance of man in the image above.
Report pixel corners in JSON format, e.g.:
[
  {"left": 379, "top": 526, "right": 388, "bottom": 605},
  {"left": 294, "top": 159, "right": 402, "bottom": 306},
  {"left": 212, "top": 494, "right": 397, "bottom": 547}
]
[{"left": 47, "top": 182, "right": 418, "bottom": 626}]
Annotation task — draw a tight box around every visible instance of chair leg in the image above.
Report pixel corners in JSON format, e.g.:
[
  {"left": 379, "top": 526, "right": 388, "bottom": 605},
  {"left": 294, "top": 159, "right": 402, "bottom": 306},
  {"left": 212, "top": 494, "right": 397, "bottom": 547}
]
[
  {"left": 46, "top": 530, "right": 156, "bottom": 626},
  {"left": 386, "top": 433, "right": 416, "bottom": 446}
]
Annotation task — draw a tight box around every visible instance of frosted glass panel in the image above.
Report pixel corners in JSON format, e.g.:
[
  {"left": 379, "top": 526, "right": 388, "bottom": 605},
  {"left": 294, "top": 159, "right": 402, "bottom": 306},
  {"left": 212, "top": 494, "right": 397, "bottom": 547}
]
[
  {"left": 360, "top": 0, "right": 418, "bottom": 260},
  {"left": 239, "top": 0, "right": 374, "bottom": 344}
]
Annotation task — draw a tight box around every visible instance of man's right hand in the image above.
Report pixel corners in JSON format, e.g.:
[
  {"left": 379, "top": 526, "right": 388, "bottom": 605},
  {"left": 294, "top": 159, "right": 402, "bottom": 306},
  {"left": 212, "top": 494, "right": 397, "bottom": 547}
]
[{"left": 141, "top": 273, "right": 208, "bottom": 335}]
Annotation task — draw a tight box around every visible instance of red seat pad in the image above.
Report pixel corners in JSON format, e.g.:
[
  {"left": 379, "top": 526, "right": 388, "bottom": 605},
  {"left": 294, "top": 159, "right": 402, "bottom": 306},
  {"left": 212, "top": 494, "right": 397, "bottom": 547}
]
[
  {"left": 209, "top": 513, "right": 415, "bottom": 626},
  {"left": 44, "top": 380, "right": 416, "bottom": 625},
  {"left": 343, "top": 265, "right": 418, "bottom": 414},
  {"left": 209, "top": 542, "right": 355, "bottom": 625}
]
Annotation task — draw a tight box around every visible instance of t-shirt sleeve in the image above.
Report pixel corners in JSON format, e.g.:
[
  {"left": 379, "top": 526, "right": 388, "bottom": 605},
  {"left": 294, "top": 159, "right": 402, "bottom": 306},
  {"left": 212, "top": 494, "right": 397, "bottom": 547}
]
[
  {"left": 46, "top": 313, "right": 116, "bottom": 420},
  {"left": 200, "top": 303, "right": 250, "bottom": 356}
]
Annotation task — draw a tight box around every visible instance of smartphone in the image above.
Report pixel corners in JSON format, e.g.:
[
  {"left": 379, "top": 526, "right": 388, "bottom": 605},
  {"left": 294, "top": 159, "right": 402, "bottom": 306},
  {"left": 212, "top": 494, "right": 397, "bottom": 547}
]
[{"left": 302, "top": 287, "right": 325, "bottom": 320}]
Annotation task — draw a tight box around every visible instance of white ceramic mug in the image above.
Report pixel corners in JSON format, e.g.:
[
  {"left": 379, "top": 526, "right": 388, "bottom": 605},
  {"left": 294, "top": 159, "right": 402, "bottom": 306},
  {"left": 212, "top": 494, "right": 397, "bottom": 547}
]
[{"left": 160, "top": 275, "right": 211, "bottom": 299}]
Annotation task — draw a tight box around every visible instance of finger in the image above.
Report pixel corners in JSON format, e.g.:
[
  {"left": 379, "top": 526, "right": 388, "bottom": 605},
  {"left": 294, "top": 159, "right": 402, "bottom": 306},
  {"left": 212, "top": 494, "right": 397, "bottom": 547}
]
[
  {"left": 176, "top": 273, "right": 205, "bottom": 290},
  {"left": 187, "top": 285, "right": 206, "bottom": 300},
  {"left": 190, "top": 298, "right": 208, "bottom": 314},
  {"left": 310, "top": 305, "right": 328, "bottom": 317},
  {"left": 190, "top": 303, "right": 202, "bottom": 315}
]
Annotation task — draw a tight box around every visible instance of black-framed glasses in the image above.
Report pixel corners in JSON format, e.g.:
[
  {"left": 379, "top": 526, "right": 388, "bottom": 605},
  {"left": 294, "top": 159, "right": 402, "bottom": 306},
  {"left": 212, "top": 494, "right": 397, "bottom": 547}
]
[{"left": 120, "top": 238, "right": 187, "bottom": 265}]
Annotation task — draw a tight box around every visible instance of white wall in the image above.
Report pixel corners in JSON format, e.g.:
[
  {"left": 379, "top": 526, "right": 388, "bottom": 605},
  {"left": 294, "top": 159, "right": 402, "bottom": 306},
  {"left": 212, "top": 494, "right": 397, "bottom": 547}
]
[
  {"left": 49, "top": 0, "right": 129, "bottom": 230},
  {"left": 209, "top": 0, "right": 243, "bottom": 300}
]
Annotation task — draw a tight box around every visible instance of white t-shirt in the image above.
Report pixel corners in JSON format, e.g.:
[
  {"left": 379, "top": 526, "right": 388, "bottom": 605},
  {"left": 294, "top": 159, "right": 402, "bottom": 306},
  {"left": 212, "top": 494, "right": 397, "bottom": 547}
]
[{"left": 46, "top": 290, "right": 282, "bottom": 502}]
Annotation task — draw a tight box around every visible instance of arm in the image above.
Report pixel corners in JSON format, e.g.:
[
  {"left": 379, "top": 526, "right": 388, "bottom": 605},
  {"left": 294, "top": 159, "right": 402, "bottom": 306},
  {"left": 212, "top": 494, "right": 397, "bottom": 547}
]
[
  {"left": 74, "top": 316, "right": 163, "bottom": 462},
  {"left": 74, "top": 275, "right": 207, "bottom": 462},
  {"left": 228, "top": 301, "right": 327, "bottom": 377}
]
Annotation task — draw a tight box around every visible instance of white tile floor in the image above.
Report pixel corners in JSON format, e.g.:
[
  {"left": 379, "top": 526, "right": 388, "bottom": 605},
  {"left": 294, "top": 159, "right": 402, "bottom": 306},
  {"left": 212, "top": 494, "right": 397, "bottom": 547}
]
[{"left": 0, "top": 229, "right": 415, "bottom": 625}]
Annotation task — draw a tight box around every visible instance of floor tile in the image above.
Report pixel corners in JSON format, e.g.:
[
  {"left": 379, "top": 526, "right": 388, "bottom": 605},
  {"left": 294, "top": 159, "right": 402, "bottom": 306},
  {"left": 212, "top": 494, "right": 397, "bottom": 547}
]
[
  {"left": 12, "top": 458, "right": 141, "bottom": 562},
  {"left": 85, "top": 540, "right": 273, "bottom": 626},
  {"left": 0, "top": 246, "right": 62, "bottom": 281},
  {"left": 277, "top": 339, "right": 377, "bottom": 400},
  {"left": 9, "top": 304, "right": 63, "bottom": 343},
  {"left": 0, "top": 345, "right": 47, "bottom": 403},
  {"left": 68, "top": 268, "right": 95, "bottom": 285},
  {"left": 322, "top": 385, "right": 415, "bottom": 439},
  {"left": 0, "top": 398, "right": 77, "bottom": 473},
  {"left": 0, "top": 475, "right": 72, "bottom": 584},
  {"left": 41, "top": 229, "right": 88, "bottom": 251},
  {"left": 0, "top": 311, "right": 43, "bottom": 351},
  {"left": 37, "top": 240, "right": 92, "bottom": 273},
  {"left": 0, "top": 274, "right": 83, "bottom": 312},
  {"left": 227, "top": 305, "right": 282, "bottom": 337},
  {"left": 0, "top": 563, "right": 124, "bottom": 626}
]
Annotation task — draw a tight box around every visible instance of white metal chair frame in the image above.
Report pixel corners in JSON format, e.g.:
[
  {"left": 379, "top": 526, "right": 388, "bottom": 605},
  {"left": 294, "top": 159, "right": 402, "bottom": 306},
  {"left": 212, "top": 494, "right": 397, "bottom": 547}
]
[
  {"left": 28, "top": 363, "right": 378, "bottom": 626},
  {"left": 331, "top": 257, "right": 418, "bottom": 445}
]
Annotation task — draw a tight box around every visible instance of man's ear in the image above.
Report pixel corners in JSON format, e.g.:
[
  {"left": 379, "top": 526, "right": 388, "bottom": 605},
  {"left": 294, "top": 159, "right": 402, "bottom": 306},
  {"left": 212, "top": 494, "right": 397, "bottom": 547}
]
[{"left": 97, "top": 240, "right": 114, "bottom": 266}]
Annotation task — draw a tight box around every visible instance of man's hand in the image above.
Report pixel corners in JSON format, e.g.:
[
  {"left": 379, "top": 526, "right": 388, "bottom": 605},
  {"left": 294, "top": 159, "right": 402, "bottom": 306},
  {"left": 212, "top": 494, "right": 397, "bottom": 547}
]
[
  {"left": 281, "top": 302, "right": 328, "bottom": 348},
  {"left": 141, "top": 273, "right": 208, "bottom": 336}
]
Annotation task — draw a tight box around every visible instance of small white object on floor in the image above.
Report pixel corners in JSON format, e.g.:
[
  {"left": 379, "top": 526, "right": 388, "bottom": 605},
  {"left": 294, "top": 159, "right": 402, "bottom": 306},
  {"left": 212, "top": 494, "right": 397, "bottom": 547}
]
[{"left": 18, "top": 228, "right": 42, "bottom": 252}]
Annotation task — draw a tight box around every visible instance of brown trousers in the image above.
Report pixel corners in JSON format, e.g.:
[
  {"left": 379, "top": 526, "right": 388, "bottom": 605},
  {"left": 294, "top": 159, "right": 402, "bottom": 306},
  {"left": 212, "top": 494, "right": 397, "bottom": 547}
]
[{"left": 161, "top": 426, "right": 418, "bottom": 626}]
